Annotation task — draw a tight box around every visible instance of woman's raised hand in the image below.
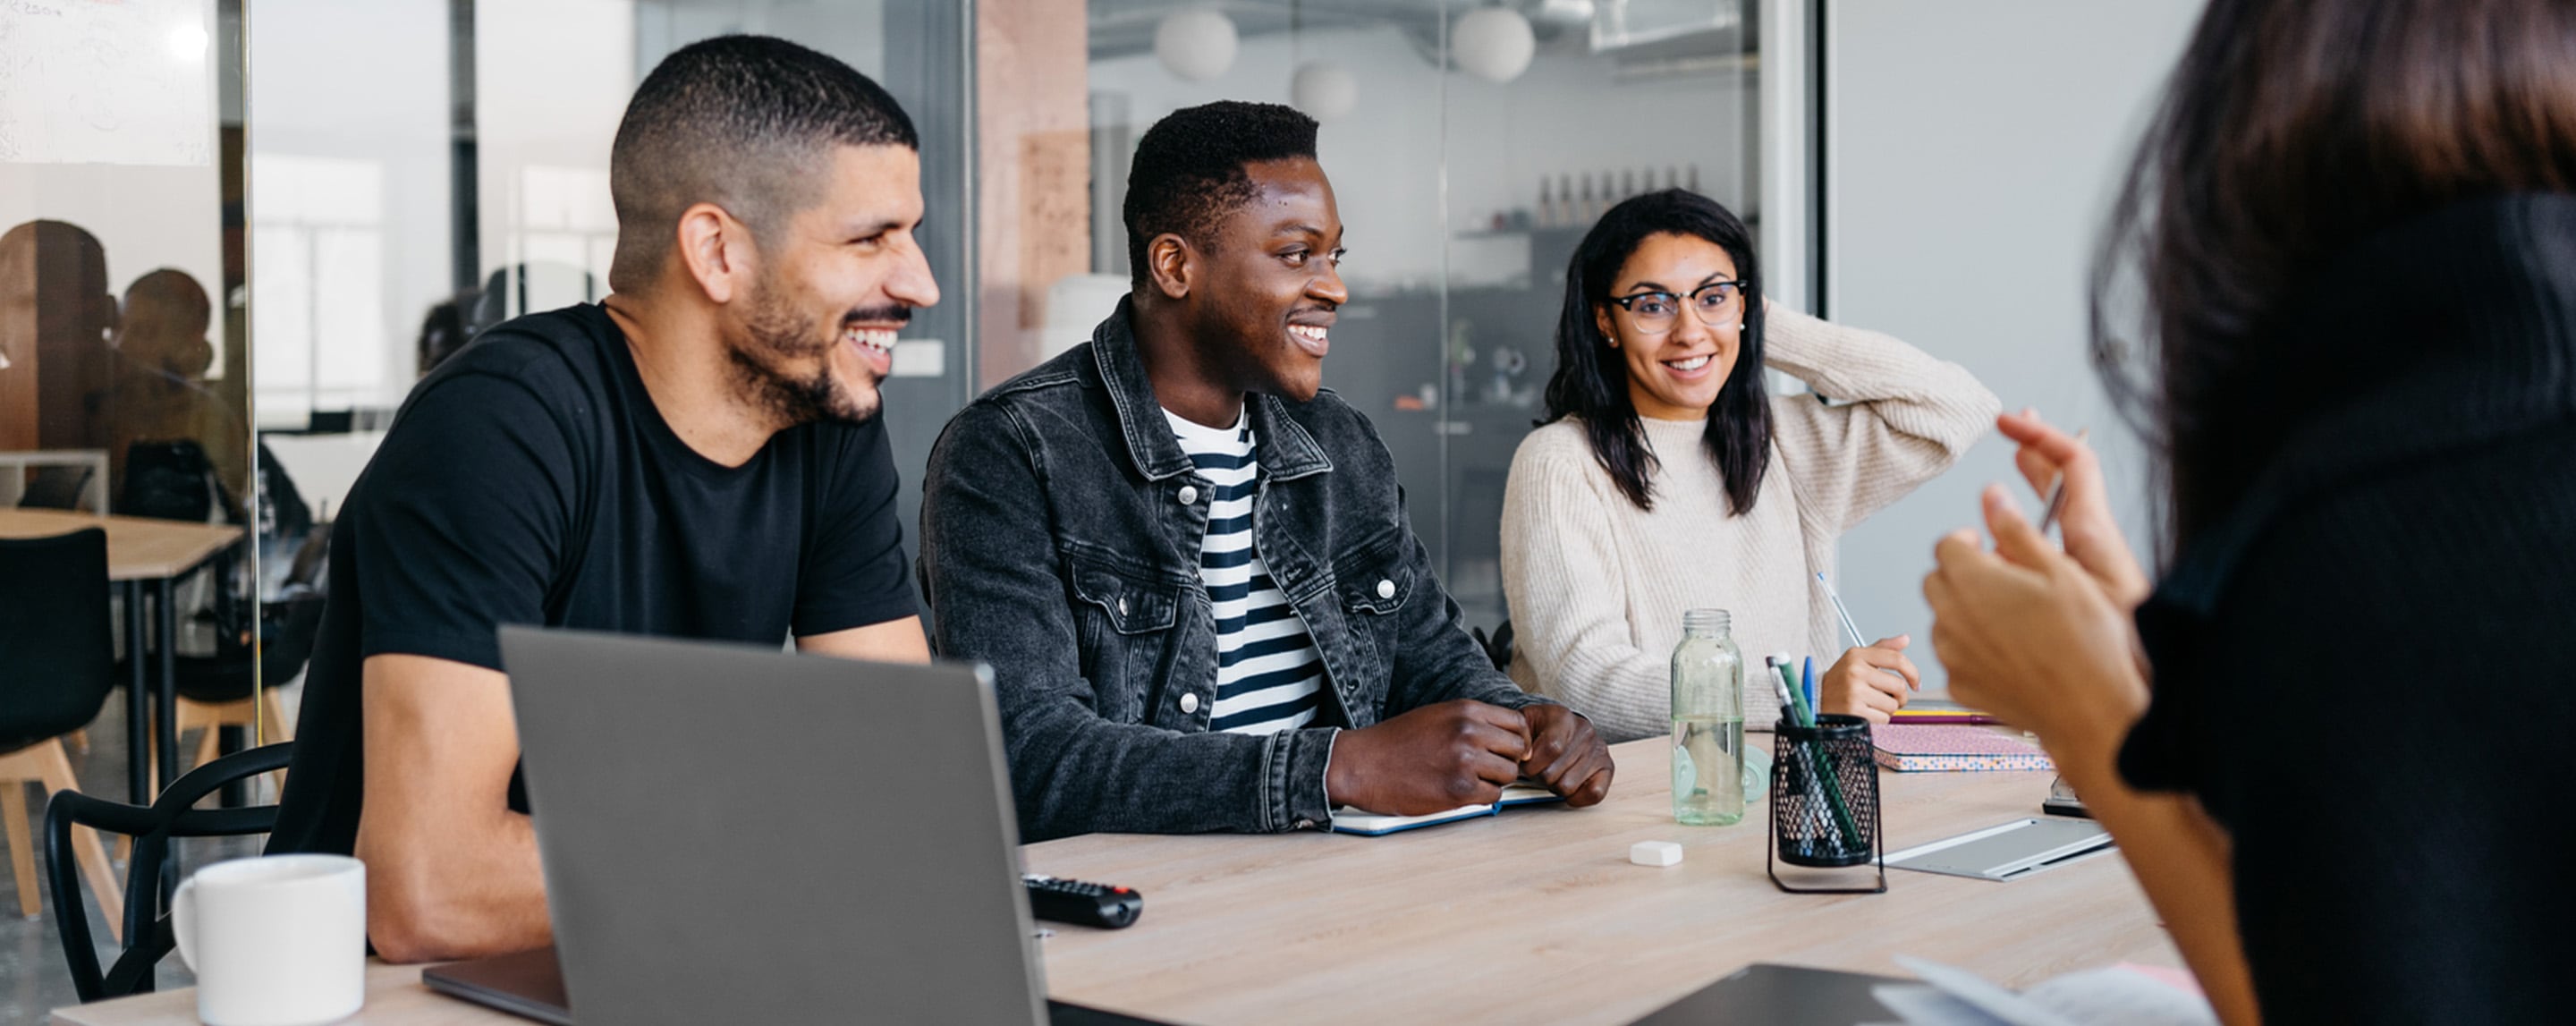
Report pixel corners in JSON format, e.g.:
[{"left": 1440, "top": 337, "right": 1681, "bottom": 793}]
[
  {"left": 1996, "top": 410, "right": 2150, "bottom": 610},
  {"left": 1923, "top": 485, "right": 2148, "bottom": 748}
]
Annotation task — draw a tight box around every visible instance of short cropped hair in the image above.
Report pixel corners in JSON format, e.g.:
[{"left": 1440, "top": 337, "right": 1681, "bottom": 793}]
[
  {"left": 608, "top": 35, "right": 917, "bottom": 293},
  {"left": 1123, "top": 101, "right": 1318, "bottom": 284}
]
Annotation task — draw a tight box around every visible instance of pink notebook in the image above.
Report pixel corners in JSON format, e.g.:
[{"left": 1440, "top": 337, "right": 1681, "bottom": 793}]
[{"left": 1869, "top": 725, "right": 2054, "bottom": 772}]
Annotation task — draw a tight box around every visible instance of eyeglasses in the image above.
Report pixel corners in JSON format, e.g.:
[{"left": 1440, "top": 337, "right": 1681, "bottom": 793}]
[{"left": 1606, "top": 281, "right": 1744, "bottom": 334}]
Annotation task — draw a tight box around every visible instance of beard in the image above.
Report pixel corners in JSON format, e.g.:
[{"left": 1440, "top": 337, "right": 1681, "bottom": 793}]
[{"left": 730, "top": 274, "right": 895, "bottom": 427}]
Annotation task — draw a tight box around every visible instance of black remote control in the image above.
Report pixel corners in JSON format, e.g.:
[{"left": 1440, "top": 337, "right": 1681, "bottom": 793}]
[{"left": 1023, "top": 874, "right": 1143, "bottom": 929}]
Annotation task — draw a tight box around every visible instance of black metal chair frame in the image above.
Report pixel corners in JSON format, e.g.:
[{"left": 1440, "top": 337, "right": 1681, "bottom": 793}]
[{"left": 47, "top": 742, "right": 293, "bottom": 1003}]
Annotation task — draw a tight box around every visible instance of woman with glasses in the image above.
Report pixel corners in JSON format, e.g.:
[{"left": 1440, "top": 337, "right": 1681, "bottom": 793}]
[{"left": 1500, "top": 189, "right": 1998, "bottom": 741}]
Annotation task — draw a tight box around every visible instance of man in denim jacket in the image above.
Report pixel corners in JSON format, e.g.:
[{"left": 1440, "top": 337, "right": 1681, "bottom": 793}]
[{"left": 921, "top": 102, "right": 1614, "bottom": 841}]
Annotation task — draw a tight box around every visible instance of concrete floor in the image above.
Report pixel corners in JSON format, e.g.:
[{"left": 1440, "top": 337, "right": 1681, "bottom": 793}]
[{"left": 3, "top": 691, "right": 269, "bottom": 1022}]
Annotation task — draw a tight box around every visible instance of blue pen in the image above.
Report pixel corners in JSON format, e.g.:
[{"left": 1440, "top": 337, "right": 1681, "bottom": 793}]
[{"left": 1803, "top": 655, "right": 1818, "bottom": 713}]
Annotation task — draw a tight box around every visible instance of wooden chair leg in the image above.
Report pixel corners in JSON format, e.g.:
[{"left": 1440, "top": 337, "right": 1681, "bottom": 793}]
[
  {"left": 258, "top": 689, "right": 295, "bottom": 797},
  {"left": 174, "top": 699, "right": 212, "bottom": 772},
  {"left": 2, "top": 781, "right": 37, "bottom": 919},
  {"left": 262, "top": 688, "right": 297, "bottom": 743},
  {"left": 192, "top": 713, "right": 221, "bottom": 771},
  {"left": 36, "top": 740, "right": 123, "bottom": 941}
]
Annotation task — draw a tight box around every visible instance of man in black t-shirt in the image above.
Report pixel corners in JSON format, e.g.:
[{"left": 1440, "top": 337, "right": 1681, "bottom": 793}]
[{"left": 267, "top": 37, "right": 940, "bottom": 963}]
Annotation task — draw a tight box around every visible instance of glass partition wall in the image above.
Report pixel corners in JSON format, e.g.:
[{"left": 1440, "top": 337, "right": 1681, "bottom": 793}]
[
  {"left": 237, "top": 0, "right": 1761, "bottom": 708},
  {"left": 1004, "top": 0, "right": 1763, "bottom": 632},
  {"left": 108, "top": 0, "right": 1760, "bottom": 786},
  {"left": 245, "top": 0, "right": 976, "bottom": 623},
  {"left": 3, "top": 0, "right": 253, "bottom": 1003},
  {"left": 242, "top": 0, "right": 1758, "bottom": 643}
]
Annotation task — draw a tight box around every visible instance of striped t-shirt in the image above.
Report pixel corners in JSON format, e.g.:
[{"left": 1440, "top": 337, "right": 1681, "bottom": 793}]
[{"left": 1164, "top": 408, "right": 1325, "bottom": 734}]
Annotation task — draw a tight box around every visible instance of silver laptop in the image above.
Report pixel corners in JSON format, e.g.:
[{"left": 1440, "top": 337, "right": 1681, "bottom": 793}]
[{"left": 450, "top": 626, "right": 1151, "bottom": 1025}]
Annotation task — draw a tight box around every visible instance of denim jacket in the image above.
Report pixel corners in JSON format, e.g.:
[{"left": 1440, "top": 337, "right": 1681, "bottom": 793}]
[{"left": 919, "top": 301, "right": 1551, "bottom": 841}]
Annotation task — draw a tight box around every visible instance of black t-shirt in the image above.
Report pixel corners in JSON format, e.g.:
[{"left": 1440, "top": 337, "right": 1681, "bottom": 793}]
[{"left": 267, "top": 303, "right": 916, "bottom": 856}]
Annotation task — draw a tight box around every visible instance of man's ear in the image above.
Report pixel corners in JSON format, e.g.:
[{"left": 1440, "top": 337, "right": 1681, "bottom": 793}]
[
  {"left": 1146, "top": 233, "right": 1194, "bottom": 301},
  {"left": 675, "top": 202, "right": 754, "bottom": 305}
]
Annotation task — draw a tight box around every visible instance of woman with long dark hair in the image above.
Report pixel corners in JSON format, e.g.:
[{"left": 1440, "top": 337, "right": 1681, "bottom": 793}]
[
  {"left": 1926, "top": 1, "right": 2576, "bottom": 1022},
  {"left": 1501, "top": 190, "right": 1997, "bottom": 740}
]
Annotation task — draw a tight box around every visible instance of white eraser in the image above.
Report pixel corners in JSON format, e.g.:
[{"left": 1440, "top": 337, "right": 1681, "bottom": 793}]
[{"left": 1630, "top": 840, "right": 1684, "bottom": 867}]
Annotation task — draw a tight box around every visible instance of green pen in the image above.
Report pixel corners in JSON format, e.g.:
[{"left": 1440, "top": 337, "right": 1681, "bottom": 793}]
[{"left": 1773, "top": 654, "right": 1816, "bottom": 728}]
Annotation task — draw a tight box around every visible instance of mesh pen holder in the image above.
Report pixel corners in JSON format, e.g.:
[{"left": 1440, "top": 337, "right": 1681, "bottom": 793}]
[{"left": 1767, "top": 714, "right": 1886, "bottom": 894}]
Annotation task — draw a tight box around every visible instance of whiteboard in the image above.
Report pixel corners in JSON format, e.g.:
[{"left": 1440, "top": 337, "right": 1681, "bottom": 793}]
[{"left": 0, "top": 0, "right": 216, "bottom": 165}]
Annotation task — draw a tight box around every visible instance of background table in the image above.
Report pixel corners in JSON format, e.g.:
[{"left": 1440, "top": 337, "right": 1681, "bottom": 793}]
[
  {"left": 0, "top": 508, "right": 246, "bottom": 805},
  {"left": 55, "top": 739, "right": 2176, "bottom": 1024}
]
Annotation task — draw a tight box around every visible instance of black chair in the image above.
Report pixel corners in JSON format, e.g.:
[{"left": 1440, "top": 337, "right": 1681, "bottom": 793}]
[
  {"left": 150, "top": 592, "right": 323, "bottom": 766},
  {"left": 118, "top": 440, "right": 218, "bottom": 522},
  {"left": 47, "top": 742, "right": 294, "bottom": 1003},
  {"left": 153, "top": 527, "right": 327, "bottom": 783},
  {"left": 254, "top": 438, "right": 314, "bottom": 542},
  {"left": 17, "top": 463, "right": 96, "bottom": 511},
  {"left": 1, "top": 529, "right": 126, "bottom": 934}
]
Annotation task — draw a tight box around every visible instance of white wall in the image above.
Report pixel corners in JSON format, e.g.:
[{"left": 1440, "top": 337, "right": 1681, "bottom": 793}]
[{"left": 1825, "top": 0, "right": 2201, "bottom": 689}]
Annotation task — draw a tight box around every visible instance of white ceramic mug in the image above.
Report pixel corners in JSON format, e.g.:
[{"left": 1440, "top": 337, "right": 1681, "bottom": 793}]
[{"left": 172, "top": 854, "right": 367, "bottom": 1026}]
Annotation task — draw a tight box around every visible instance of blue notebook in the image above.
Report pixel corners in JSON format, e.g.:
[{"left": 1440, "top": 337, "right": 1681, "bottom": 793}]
[{"left": 1328, "top": 783, "right": 1563, "bottom": 835}]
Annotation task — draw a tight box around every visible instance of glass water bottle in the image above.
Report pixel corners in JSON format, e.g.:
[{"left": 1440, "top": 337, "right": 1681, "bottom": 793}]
[{"left": 1671, "top": 608, "right": 1747, "bottom": 826}]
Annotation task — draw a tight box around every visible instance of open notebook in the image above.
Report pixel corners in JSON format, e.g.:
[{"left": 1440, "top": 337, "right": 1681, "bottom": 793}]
[{"left": 1329, "top": 783, "right": 1563, "bottom": 835}]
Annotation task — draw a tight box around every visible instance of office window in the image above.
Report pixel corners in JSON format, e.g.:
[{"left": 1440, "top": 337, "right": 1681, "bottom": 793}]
[{"left": 249, "top": 154, "right": 389, "bottom": 426}]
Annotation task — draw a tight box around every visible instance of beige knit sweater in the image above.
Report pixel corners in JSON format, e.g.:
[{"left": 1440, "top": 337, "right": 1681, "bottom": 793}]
[{"left": 1500, "top": 307, "right": 2000, "bottom": 742}]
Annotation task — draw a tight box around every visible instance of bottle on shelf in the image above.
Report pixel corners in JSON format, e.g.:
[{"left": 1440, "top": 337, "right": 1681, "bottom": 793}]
[
  {"left": 1538, "top": 176, "right": 1556, "bottom": 227},
  {"left": 1579, "top": 173, "right": 1597, "bottom": 222}
]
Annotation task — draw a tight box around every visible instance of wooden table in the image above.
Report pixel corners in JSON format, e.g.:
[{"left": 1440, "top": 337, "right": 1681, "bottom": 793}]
[
  {"left": 1, "top": 508, "right": 245, "bottom": 805},
  {"left": 55, "top": 740, "right": 2176, "bottom": 1025}
]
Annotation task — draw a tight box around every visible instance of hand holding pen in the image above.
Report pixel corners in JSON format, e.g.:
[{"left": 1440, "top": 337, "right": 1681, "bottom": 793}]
[
  {"left": 1996, "top": 411, "right": 2149, "bottom": 610},
  {"left": 1813, "top": 572, "right": 1922, "bottom": 725},
  {"left": 1816, "top": 638, "right": 1919, "bottom": 725}
]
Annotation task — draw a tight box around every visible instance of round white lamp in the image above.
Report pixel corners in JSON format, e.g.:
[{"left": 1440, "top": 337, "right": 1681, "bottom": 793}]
[
  {"left": 1157, "top": 8, "right": 1240, "bottom": 83},
  {"left": 1453, "top": 6, "right": 1537, "bottom": 83},
  {"left": 1291, "top": 62, "right": 1359, "bottom": 122}
]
